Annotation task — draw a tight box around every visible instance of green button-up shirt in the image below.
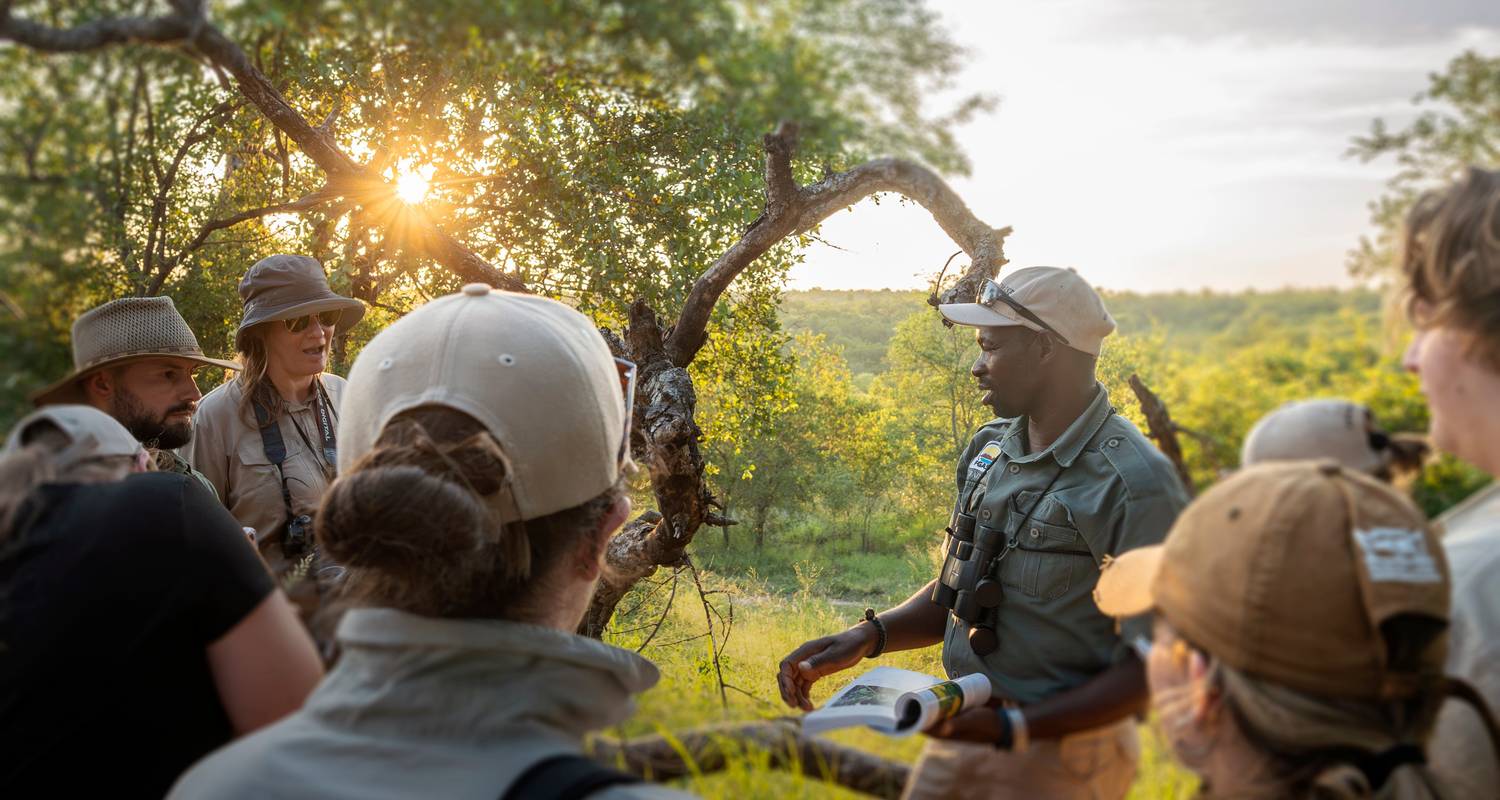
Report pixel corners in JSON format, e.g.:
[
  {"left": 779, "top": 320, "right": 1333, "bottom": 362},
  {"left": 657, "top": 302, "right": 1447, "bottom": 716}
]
[{"left": 941, "top": 384, "right": 1188, "bottom": 705}]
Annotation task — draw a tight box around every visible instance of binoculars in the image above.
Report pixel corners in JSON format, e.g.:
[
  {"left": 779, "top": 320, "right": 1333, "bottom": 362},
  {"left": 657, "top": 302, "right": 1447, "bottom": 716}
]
[{"left": 931, "top": 510, "right": 1007, "bottom": 655}]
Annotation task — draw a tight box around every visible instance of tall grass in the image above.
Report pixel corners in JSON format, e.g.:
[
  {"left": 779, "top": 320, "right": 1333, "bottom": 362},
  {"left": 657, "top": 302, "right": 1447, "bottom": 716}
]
[{"left": 603, "top": 555, "right": 1198, "bottom": 798}]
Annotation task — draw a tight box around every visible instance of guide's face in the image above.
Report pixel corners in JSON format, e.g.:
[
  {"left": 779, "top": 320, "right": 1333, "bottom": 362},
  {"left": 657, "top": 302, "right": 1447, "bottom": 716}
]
[
  {"left": 1403, "top": 320, "right": 1499, "bottom": 469},
  {"left": 972, "top": 326, "right": 1042, "bottom": 418}
]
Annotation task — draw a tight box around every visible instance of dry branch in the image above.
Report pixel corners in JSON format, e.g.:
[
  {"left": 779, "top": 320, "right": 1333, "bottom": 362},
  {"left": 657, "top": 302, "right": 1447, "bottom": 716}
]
[
  {"left": 1127, "top": 373, "right": 1196, "bottom": 495},
  {"left": 588, "top": 720, "right": 910, "bottom": 799}
]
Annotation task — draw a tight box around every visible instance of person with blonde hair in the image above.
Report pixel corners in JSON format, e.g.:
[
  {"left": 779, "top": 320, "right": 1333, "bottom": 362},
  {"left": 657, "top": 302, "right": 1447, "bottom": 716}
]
[
  {"left": 1096, "top": 460, "right": 1497, "bottom": 799},
  {"left": 0, "top": 406, "right": 321, "bottom": 798},
  {"left": 170, "top": 283, "right": 690, "bottom": 799},
  {"left": 1398, "top": 165, "right": 1500, "bottom": 797},
  {"left": 189, "top": 254, "right": 364, "bottom": 573}
]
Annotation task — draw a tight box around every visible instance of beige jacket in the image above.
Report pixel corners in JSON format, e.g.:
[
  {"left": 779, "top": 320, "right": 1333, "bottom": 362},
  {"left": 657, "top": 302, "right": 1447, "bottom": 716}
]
[
  {"left": 1428, "top": 496, "right": 1500, "bottom": 799},
  {"left": 168, "top": 608, "right": 695, "bottom": 800},
  {"left": 187, "top": 374, "right": 345, "bottom": 567}
]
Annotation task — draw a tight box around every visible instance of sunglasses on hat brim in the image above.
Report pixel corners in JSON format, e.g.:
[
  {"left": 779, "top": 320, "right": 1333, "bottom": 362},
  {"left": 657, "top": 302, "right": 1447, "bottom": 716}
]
[
  {"left": 615, "top": 358, "right": 637, "bottom": 468},
  {"left": 978, "top": 279, "right": 1070, "bottom": 345},
  {"left": 284, "top": 310, "right": 343, "bottom": 333}
]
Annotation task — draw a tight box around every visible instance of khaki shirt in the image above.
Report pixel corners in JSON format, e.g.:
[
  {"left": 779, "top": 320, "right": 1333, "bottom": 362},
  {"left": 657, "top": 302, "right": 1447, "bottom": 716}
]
[
  {"left": 187, "top": 374, "right": 345, "bottom": 566},
  {"left": 1428, "top": 499, "right": 1500, "bottom": 798},
  {"left": 941, "top": 385, "right": 1189, "bottom": 705},
  {"left": 168, "top": 608, "right": 694, "bottom": 800}
]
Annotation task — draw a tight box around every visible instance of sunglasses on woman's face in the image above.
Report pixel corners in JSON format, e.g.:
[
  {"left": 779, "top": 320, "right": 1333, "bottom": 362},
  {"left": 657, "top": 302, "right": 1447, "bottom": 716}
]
[{"left": 284, "top": 310, "right": 342, "bottom": 333}]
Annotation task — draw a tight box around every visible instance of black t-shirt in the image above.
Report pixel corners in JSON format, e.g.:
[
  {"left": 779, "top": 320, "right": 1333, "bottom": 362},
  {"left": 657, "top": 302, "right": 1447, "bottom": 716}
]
[{"left": 0, "top": 472, "right": 274, "bottom": 799}]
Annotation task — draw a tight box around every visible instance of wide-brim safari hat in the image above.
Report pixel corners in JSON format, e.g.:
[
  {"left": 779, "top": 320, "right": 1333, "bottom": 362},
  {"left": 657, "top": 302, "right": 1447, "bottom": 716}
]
[
  {"left": 234, "top": 254, "right": 365, "bottom": 350},
  {"left": 32, "top": 296, "right": 241, "bottom": 407}
]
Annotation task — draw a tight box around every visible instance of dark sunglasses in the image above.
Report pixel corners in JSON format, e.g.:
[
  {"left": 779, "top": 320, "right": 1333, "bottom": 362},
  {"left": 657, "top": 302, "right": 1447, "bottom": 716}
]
[
  {"left": 283, "top": 310, "right": 343, "bottom": 333},
  {"left": 615, "top": 358, "right": 637, "bottom": 467},
  {"left": 977, "top": 279, "right": 1070, "bottom": 345}
]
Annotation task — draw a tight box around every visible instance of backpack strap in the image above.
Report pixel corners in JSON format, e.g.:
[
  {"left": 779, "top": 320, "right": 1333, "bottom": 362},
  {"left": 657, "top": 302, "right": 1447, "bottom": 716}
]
[{"left": 501, "top": 754, "right": 642, "bottom": 800}]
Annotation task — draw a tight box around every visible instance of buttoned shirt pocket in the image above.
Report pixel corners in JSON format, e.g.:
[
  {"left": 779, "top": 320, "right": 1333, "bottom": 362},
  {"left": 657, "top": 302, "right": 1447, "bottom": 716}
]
[
  {"left": 1001, "top": 492, "right": 1094, "bottom": 602},
  {"left": 229, "top": 431, "right": 306, "bottom": 538}
]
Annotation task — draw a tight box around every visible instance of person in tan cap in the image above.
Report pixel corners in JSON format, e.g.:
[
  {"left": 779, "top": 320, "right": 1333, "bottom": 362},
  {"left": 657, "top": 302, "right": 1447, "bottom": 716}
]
[
  {"left": 188, "top": 254, "right": 364, "bottom": 571},
  {"left": 1095, "top": 460, "right": 1499, "bottom": 799},
  {"left": 778, "top": 266, "right": 1189, "bottom": 800},
  {"left": 31, "top": 296, "right": 239, "bottom": 495},
  {"left": 1242, "top": 399, "right": 1428, "bottom": 484},
  {"left": 0, "top": 406, "right": 322, "bottom": 798},
  {"left": 1398, "top": 166, "right": 1500, "bottom": 798},
  {"left": 169, "top": 282, "right": 691, "bottom": 800}
]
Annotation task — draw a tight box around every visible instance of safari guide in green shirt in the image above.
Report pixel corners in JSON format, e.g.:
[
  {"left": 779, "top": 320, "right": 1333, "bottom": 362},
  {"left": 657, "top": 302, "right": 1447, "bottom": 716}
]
[{"left": 778, "top": 266, "right": 1189, "bottom": 800}]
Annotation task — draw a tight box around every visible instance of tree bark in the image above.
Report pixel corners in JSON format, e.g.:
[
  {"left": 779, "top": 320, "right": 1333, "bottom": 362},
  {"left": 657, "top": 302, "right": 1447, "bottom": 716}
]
[{"left": 1128, "top": 373, "right": 1196, "bottom": 496}]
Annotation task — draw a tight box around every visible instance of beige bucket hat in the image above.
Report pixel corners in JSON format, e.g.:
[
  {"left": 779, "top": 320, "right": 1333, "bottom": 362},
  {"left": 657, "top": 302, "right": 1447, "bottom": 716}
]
[
  {"left": 235, "top": 255, "right": 365, "bottom": 350},
  {"left": 338, "top": 283, "right": 632, "bottom": 524},
  {"left": 1095, "top": 460, "right": 1448, "bottom": 700},
  {"left": 938, "top": 266, "right": 1117, "bottom": 356},
  {"left": 32, "top": 297, "right": 240, "bottom": 407}
]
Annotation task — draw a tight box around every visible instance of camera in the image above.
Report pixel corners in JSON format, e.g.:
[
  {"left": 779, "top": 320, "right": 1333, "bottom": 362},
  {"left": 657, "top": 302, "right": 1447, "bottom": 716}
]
[{"left": 284, "top": 513, "right": 314, "bottom": 557}]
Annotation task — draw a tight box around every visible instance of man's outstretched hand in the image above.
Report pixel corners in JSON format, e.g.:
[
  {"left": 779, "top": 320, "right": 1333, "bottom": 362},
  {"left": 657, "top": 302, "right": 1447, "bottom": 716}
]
[{"left": 776, "top": 626, "right": 877, "bottom": 711}]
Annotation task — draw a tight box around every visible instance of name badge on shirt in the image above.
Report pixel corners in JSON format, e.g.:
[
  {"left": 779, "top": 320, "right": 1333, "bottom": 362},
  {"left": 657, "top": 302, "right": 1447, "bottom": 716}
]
[{"left": 967, "top": 441, "right": 1003, "bottom": 482}]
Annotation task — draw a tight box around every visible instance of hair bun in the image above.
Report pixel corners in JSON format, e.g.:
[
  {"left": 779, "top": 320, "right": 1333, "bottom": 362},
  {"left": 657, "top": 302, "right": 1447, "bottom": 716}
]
[{"left": 316, "top": 464, "right": 488, "bottom": 569}]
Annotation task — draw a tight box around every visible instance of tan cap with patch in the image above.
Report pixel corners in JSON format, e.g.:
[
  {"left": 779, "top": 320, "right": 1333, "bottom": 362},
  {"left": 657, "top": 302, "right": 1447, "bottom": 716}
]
[
  {"left": 1095, "top": 460, "right": 1449, "bottom": 699},
  {"left": 337, "top": 283, "right": 631, "bottom": 524},
  {"left": 938, "top": 266, "right": 1116, "bottom": 356}
]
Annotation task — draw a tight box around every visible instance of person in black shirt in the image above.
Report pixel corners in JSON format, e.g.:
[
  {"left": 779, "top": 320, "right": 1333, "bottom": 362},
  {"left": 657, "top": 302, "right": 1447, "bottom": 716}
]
[{"left": 0, "top": 406, "right": 323, "bottom": 799}]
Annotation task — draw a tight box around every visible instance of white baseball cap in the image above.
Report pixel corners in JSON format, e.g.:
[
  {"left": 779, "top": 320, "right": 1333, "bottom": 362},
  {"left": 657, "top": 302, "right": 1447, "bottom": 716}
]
[
  {"left": 1242, "top": 399, "right": 1384, "bottom": 475},
  {"left": 337, "top": 283, "right": 633, "bottom": 524},
  {"left": 3, "top": 404, "right": 146, "bottom": 469},
  {"left": 938, "top": 266, "right": 1117, "bottom": 356}
]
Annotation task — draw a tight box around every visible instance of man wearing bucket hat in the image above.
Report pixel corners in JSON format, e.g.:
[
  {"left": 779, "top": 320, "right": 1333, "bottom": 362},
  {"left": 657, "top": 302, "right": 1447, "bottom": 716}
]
[
  {"left": 778, "top": 267, "right": 1189, "bottom": 799},
  {"left": 32, "top": 296, "right": 239, "bottom": 497},
  {"left": 188, "top": 254, "right": 364, "bottom": 571},
  {"left": 169, "top": 283, "right": 691, "bottom": 799},
  {"left": 1094, "top": 461, "right": 1499, "bottom": 798}
]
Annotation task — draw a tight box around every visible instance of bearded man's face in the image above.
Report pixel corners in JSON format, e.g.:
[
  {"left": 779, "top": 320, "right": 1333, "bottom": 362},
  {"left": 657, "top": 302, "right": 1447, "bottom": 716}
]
[{"left": 105, "top": 358, "right": 204, "bottom": 449}]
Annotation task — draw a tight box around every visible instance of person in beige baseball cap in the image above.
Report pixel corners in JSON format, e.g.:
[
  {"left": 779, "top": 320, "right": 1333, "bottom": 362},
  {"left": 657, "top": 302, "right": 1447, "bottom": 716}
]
[
  {"left": 1095, "top": 460, "right": 1500, "bottom": 799},
  {"left": 778, "top": 267, "right": 1188, "bottom": 800},
  {"left": 1242, "top": 399, "right": 1428, "bottom": 484},
  {"left": 1, "top": 405, "right": 323, "bottom": 798},
  {"left": 31, "top": 296, "right": 238, "bottom": 492},
  {"left": 171, "top": 283, "right": 691, "bottom": 800}
]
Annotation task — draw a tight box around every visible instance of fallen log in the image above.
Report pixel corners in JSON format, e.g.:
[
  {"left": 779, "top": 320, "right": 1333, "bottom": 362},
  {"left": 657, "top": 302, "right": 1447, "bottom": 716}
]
[{"left": 588, "top": 719, "right": 910, "bottom": 799}]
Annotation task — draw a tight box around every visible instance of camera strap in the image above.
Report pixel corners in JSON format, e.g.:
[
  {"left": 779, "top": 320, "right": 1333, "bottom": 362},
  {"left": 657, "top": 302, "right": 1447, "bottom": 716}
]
[{"left": 252, "top": 397, "right": 299, "bottom": 529}]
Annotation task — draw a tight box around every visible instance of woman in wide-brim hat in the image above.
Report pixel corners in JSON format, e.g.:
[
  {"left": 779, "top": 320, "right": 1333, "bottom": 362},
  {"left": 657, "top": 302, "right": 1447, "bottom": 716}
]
[{"left": 187, "top": 254, "right": 364, "bottom": 574}]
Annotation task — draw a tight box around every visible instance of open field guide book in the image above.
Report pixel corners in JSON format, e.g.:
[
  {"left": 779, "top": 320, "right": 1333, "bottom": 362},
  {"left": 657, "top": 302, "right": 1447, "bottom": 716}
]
[{"left": 801, "top": 666, "right": 991, "bottom": 737}]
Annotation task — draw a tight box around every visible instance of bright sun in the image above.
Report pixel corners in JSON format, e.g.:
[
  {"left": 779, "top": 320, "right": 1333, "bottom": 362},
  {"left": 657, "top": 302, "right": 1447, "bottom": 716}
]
[{"left": 395, "top": 168, "right": 431, "bottom": 204}]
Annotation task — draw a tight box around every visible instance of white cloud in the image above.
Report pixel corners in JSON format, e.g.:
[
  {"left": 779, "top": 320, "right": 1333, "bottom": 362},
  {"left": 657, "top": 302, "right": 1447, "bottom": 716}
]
[{"left": 788, "top": 3, "right": 1500, "bottom": 293}]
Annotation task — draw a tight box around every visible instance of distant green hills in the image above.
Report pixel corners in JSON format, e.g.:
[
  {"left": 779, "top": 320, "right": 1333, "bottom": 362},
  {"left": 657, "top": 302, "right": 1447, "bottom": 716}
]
[{"left": 780, "top": 287, "right": 1384, "bottom": 377}]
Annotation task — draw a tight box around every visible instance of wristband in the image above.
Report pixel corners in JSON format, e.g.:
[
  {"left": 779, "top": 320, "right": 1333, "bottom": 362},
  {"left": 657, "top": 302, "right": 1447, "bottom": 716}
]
[
  {"left": 992, "top": 706, "right": 1014, "bottom": 750},
  {"left": 1006, "top": 708, "right": 1030, "bottom": 753},
  {"left": 862, "top": 608, "right": 887, "bottom": 658}
]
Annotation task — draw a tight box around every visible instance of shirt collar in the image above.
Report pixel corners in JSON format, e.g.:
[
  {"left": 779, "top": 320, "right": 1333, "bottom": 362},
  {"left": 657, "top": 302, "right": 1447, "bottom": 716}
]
[{"left": 1000, "top": 383, "right": 1114, "bottom": 468}]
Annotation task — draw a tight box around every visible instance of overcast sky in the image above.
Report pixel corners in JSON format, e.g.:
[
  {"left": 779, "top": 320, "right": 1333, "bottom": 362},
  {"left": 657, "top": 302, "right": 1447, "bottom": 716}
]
[{"left": 788, "top": 0, "right": 1500, "bottom": 293}]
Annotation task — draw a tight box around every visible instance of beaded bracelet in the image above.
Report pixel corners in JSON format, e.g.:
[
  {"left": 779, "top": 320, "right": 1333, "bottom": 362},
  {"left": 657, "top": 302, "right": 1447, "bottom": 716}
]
[{"left": 863, "top": 607, "right": 888, "bottom": 658}]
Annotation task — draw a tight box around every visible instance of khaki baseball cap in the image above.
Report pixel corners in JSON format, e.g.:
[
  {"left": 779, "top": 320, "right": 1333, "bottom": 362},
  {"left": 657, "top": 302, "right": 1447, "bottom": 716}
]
[
  {"left": 4, "top": 404, "right": 145, "bottom": 470},
  {"left": 1095, "top": 461, "right": 1449, "bottom": 700},
  {"left": 338, "top": 283, "right": 630, "bottom": 524},
  {"left": 938, "top": 266, "right": 1117, "bottom": 356},
  {"left": 1242, "top": 399, "right": 1384, "bottom": 475}
]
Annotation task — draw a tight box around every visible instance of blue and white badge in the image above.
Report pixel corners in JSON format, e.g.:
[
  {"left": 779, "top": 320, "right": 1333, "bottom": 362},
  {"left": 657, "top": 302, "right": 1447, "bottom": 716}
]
[{"left": 967, "top": 441, "right": 1003, "bottom": 480}]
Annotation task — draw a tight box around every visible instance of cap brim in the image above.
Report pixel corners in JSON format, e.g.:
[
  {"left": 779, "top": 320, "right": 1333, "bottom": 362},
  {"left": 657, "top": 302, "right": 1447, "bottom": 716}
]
[
  {"left": 937, "top": 302, "right": 1037, "bottom": 331},
  {"left": 31, "top": 353, "right": 241, "bottom": 407},
  {"left": 1094, "top": 545, "right": 1165, "bottom": 618}
]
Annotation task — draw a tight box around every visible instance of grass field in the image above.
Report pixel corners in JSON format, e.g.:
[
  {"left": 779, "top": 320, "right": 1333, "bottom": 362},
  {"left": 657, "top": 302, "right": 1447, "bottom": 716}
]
[{"left": 601, "top": 546, "right": 1199, "bottom": 798}]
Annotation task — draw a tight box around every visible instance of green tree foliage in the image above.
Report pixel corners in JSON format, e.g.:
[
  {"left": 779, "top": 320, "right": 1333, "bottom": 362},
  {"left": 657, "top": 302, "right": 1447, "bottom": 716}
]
[
  {"left": 1348, "top": 51, "right": 1500, "bottom": 280},
  {"left": 0, "top": 0, "right": 982, "bottom": 426}
]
